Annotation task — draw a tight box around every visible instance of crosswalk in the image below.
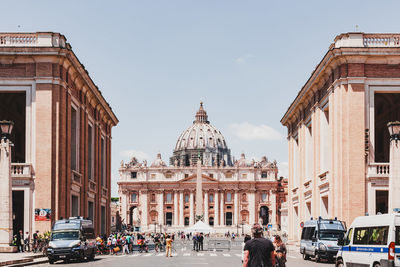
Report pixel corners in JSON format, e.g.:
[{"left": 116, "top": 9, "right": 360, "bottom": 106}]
[{"left": 126, "top": 252, "right": 241, "bottom": 258}]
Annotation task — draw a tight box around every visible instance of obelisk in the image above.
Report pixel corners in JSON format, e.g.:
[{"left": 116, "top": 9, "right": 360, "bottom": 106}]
[{"left": 195, "top": 155, "right": 203, "bottom": 220}]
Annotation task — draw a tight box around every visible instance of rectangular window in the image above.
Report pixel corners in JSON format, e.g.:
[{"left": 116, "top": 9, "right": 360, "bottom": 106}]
[
  {"left": 209, "top": 194, "right": 214, "bottom": 203},
  {"left": 88, "top": 124, "right": 93, "bottom": 180},
  {"left": 209, "top": 173, "right": 214, "bottom": 178},
  {"left": 262, "top": 193, "right": 267, "bottom": 202},
  {"left": 101, "top": 137, "right": 105, "bottom": 186},
  {"left": 261, "top": 172, "right": 268, "bottom": 178},
  {"left": 165, "top": 173, "right": 172, "bottom": 178},
  {"left": 71, "top": 107, "right": 79, "bottom": 171},
  {"left": 368, "top": 226, "right": 389, "bottom": 245},
  {"left": 185, "top": 195, "right": 189, "bottom": 203},
  {"left": 151, "top": 174, "right": 156, "bottom": 179},
  {"left": 353, "top": 227, "right": 369, "bottom": 245},
  {"left": 71, "top": 195, "right": 79, "bottom": 217},
  {"left": 184, "top": 174, "right": 189, "bottom": 178},
  {"left": 166, "top": 193, "right": 172, "bottom": 203},
  {"left": 131, "top": 193, "right": 137, "bottom": 202},
  {"left": 396, "top": 227, "right": 400, "bottom": 245},
  {"left": 226, "top": 193, "right": 232, "bottom": 202},
  {"left": 241, "top": 174, "right": 247, "bottom": 179},
  {"left": 131, "top": 172, "right": 137, "bottom": 179},
  {"left": 101, "top": 206, "right": 106, "bottom": 235},
  {"left": 344, "top": 228, "right": 353, "bottom": 246},
  {"left": 88, "top": 201, "right": 94, "bottom": 222},
  {"left": 225, "top": 172, "right": 232, "bottom": 178}
]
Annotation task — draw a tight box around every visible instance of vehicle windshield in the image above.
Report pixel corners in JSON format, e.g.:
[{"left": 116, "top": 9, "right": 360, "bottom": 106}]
[
  {"left": 51, "top": 231, "right": 80, "bottom": 240},
  {"left": 319, "top": 230, "right": 345, "bottom": 241}
]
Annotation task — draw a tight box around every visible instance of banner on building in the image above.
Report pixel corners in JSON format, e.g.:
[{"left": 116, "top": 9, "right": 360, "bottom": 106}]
[{"left": 35, "top": 208, "right": 51, "bottom": 221}]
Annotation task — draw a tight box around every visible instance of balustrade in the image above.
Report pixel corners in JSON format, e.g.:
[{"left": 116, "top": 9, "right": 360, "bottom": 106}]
[
  {"left": 11, "top": 163, "right": 32, "bottom": 178},
  {"left": 367, "top": 163, "right": 390, "bottom": 178}
]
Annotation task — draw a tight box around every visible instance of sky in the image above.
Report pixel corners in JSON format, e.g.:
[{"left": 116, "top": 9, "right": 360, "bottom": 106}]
[{"left": 2, "top": 0, "right": 400, "bottom": 197}]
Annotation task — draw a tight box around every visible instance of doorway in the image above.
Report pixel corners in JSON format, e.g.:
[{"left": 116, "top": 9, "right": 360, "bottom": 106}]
[
  {"left": 12, "top": 191, "right": 24, "bottom": 236},
  {"left": 225, "top": 212, "right": 232, "bottom": 226},
  {"left": 376, "top": 190, "right": 388, "bottom": 214},
  {"left": 166, "top": 212, "right": 173, "bottom": 226},
  {"left": 259, "top": 206, "right": 269, "bottom": 225}
]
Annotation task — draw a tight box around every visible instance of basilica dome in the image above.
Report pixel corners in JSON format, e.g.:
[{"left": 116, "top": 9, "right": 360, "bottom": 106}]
[
  {"left": 170, "top": 102, "right": 232, "bottom": 167},
  {"left": 174, "top": 103, "right": 228, "bottom": 151}
]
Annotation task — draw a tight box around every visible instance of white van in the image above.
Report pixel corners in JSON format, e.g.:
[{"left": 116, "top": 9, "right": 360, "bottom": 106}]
[{"left": 336, "top": 213, "right": 400, "bottom": 267}]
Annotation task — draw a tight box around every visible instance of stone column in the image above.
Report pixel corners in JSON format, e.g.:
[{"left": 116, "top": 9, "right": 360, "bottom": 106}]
[
  {"left": 204, "top": 191, "right": 209, "bottom": 224},
  {"left": 179, "top": 191, "right": 184, "bottom": 226},
  {"left": 220, "top": 191, "right": 224, "bottom": 226},
  {"left": 189, "top": 191, "right": 194, "bottom": 225},
  {"left": 158, "top": 192, "right": 164, "bottom": 226},
  {"left": 234, "top": 190, "right": 239, "bottom": 226},
  {"left": 214, "top": 191, "right": 219, "bottom": 226},
  {"left": 271, "top": 190, "right": 277, "bottom": 226},
  {"left": 389, "top": 133, "right": 400, "bottom": 213},
  {"left": 140, "top": 190, "right": 148, "bottom": 229},
  {"left": 248, "top": 190, "right": 256, "bottom": 225},
  {"left": 174, "top": 190, "right": 179, "bottom": 226},
  {"left": 196, "top": 159, "right": 203, "bottom": 218},
  {"left": 0, "top": 138, "right": 15, "bottom": 252},
  {"left": 120, "top": 190, "right": 128, "bottom": 226}
]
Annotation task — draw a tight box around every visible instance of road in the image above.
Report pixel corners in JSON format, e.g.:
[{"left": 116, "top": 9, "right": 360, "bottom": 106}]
[{"left": 36, "top": 240, "right": 336, "bottom": 267}]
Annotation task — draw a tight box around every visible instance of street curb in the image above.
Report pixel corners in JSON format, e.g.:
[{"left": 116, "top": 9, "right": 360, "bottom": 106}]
[
  {"left": 0, "top": 254, "right": 46, "bottom": 266},
  {"left": 8, "top": 258, "right": 49, "bottom": 267}
]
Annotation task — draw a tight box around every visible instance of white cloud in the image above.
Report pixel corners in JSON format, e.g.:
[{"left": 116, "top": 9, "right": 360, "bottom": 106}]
[
  {"left": 278, "top": 161, "right": 288, "bottom": 178},
  {"left": 120, "top": 149, "right": 150, "bottom": 161},
  {"left": 229, "top": 122, "right": 282, "bottom": 141},
  {"left": 235, "top": 54, "right": 255, "bottom": 64}
]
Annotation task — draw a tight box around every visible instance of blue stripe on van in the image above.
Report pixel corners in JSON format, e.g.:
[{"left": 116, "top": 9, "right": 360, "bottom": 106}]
[{"left": 340, "top": 246, "right": 389, "bottom": 253}]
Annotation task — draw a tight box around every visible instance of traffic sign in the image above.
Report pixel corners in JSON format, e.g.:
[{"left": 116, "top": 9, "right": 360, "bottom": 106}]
[{"left": 300, "top": 221, "right": 304, "bottom": 228}]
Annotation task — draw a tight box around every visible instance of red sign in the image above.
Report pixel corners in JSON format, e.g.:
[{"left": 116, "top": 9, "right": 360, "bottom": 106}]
[{"left": 300, "top": 222, "right": 304, "bottom": 228}]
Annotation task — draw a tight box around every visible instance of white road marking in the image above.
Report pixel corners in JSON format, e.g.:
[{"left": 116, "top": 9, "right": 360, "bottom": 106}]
[
  {"left": 183, "top": 253, "right": 191, "bottom": 256},
  {"left": 131, "top": 254, "right": 140, "bottom": 257},
  {"left": 210, "top": 253, "right": 217, "bottom": 256},
  {"left": 143, "top": 253, "right": 153, "bottom": 257},
  {"left": 235, "top": 254, "right": 242, "bottom": 257},
  {"left": 197, "top": 253, "right": 204, "bottom": 256},
  {"left": 157, "top": 253, "right": 164, "bottom": 256},
  {"left": 223, "top": 253, "right": 231, "bottom": 257},
  {"left": 287, "top": 255, "right": 297, "bottom": 259}
]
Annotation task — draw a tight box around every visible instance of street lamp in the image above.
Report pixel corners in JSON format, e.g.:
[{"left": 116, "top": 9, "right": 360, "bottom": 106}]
[
  {"left": 241, "top": 221, "right": 245, "bottom": 236},
  {"left": 0, "top": 120, "right": 14, "bottom": 140},
  {"left": 388, "top": 121, "right": 400, "bottom": 142},
  {"left": 0, "top": 120, "right": 16, "bottom": 252}
]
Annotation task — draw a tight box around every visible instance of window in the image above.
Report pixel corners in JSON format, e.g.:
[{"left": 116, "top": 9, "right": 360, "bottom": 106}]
[
  {"left": 209, "top": 206, "right": 213, "bottom": 209},
  {"left": 261, "top": 172, "right": 268, "bottom": 178},
  {"left": 241, "top": 174, "right": 247, "bottom": 179},
  {"left": 101, "top": 137, "right": 105, "bottom": 186},
  {"left": 209, "top": 173, "right": 214, "bottom": 178},
  {"left": 396, "top": 227, "right": 400, "bottom": 245},
  {"left": 225, "top": 172, "right": 232, "bottom": 178},
  {"left": 344, "top": 228, "right": 353, "bottom": 246},
  {"left": 209, "top": 194, "right": 214, "bottom": 203},
  {"left": 71, "top": 106, "right": 79, "bottom": 171},
  {"left": 226, "top": 192, "right": 232, "bottom": 202},
  {"left": 151, "top": 194, "right": 156, "bottom": 202},
  {"left": 101, "top": 206, "right": 106, "bottom": 235},
  {"left": 185, "top": 194, "right": 189, "bottom": 203},
  {"left": 88, "top": 124, "right": 93, "bottom": 180},
  {"left": 262, "top": 193, "right": 268, "bottom": 202},
  {"left": 301, "top": 227, "right": 315, "bottom": 240},
  {"left": 166, "top": 193, "right": 172, "bottom": 203},
  {"left": 151, "top": 174, "right": 156, "bottom": 179},
  {"left": 165, "top": 172, "right": 172, "bottom": 178},
  {"left": 131, "top": 193, "right": 137, "bottom": 203},
  {"left": 368, "top": 226, "right": 389, "bottom": 245},
  {"left": 185, "top": 174, "right": 189, "bottom": 178},
  {"left": 131, "top": 172, "right": 137, "bottom": 179},
  {"left": 71, "top": 195, "right": 79, "bottom": 217},
  {"left": 88, "top": 201, "right": 94, "bottom": 222},
  {"left": 242, "top": 193, "right": 247, "bottom": 202},
  {"left": 353, "top": 227, "right": 369, "bottom": 245}
]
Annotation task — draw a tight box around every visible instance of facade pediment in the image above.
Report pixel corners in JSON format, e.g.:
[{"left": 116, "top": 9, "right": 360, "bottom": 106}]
[{"left": 180, "top": 174, "right": 217, "bottom": 183}]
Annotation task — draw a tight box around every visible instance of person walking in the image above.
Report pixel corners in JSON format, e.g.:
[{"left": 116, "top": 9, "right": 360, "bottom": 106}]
[
  {"left": 17, "top": 230, "right": 24, "bottom": 252},
  {"left": 192, "top": 234, "right": 198, "bottom": 251},
  {"left": 243, "top": 223, "right": 275, "bottom": 267},
  {"left": 24, "top": 231, "right": 30, "bottom": 252},
  {"left": 242, "top": 235, "right": 251, "bottom": 264},
  {"left": 165, "top": 235, "right": 173, "bottom": 257},
  {"left": 273, "top": 235, "right": 287, "bottom": 267}
]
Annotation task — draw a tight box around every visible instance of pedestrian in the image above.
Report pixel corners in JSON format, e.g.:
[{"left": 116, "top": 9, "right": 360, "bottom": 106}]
[
  {"left": 243, "top": 223, "right": 275, "bottom": 267},
  {"left": 241, "top": 235, "right": 251, "bottom": 264},
  {"left": 24, "top": 231, "right": 30, "bottom": 252},
  {"left": 198, "top": 233, "right": 204, "bottom": 251},
  {"left": 17, "top": 230, "right": 24, "bottom": 252},
  {"left": 192, "top": 234, "right": 198, "bottom": 251},
  {"left": 273, "top": 235, "right": 287, "bottom": 267},
  {"left": 32, "top": 231, "right": 39, "bottom": 252},
  {"left": 165, "top": 235, "right": 173, "bottom": 257},
  {"left": 122, "top": 237, "right": 130, "bottom": 255}
]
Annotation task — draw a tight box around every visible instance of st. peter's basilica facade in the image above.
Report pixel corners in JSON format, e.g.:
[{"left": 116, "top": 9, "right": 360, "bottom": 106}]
[{"left": 118, "top": 103, "right": 286, "bottom": 233}]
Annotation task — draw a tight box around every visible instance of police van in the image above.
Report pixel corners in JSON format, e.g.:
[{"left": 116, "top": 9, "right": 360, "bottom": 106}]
[
  {"left": 47, "top": 217, "right": 96, "bottom": 264},
  {"left": 336, "top": 213, "right": 400, "bottom": 267},
  {"left": 300, "top": 217, "right": 346, "bottom": 262}
]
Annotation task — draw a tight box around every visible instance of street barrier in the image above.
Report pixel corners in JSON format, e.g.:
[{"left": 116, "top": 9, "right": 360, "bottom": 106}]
[{"left": 207, "top": 239, "right": 231, "bottom": 251}]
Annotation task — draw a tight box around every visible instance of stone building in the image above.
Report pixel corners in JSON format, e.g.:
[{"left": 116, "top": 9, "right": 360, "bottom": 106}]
[
  {"left": 0, "top": 32, "right": 118, "bottom": 235},
  {"left": 118, "top": 103, "right": 286, "bottom": 233},
  {"left": 281, "top": 32, "right": 400, "bottom": 240}
]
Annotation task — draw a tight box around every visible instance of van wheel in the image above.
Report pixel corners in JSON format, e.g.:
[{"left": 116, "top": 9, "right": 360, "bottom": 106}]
[
  {"left": 302, "top": 251, "right": 310, "bottom": 260},
  {"left": 335, "top": 259, "right": 344, "bottom": 267},
  {"left": 315, "top": 253, "right": 321, "bottom": 263},
  {"left": 49, "top": 260, "right": 54, "bottom": 265},
  {"left": 373, "top": 263, "right": 381, "bottom": 267}
]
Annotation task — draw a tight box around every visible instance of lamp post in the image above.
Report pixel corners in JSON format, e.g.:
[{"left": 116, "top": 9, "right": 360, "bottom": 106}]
[
  {"left": 241, "top": 221, "right": 245, "bottom": 236},
  {"left": 0, "top": 120, "right": 16, "bottom": 252},
  {"left": 388, "top": 121, "right": 400, "bottom": 213}
]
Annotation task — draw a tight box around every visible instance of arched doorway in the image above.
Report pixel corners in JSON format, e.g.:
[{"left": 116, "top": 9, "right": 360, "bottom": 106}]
[
  {"left": 259, "top": 206, "right": 269, "bottom": 225},
  {"left": 129, "top": 206, "right": 137, "bottom": 226}
]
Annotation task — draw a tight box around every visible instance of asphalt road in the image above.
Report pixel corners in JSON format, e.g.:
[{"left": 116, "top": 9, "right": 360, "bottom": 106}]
[{"left": 36, "top": 240, "right": 336, "bottom": 267}]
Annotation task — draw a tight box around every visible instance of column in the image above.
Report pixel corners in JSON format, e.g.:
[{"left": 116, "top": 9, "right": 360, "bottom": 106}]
[
  {"left": 179, "top": 191, "right": 184, "bottom": 226},
  {"left": 204, "top": 191, "right": 209, "bottom": 224},
  {"left": 248, "top": 190, "right": 256, "bottom": 224},
  {"left": 389, "top": 124, "right": 400, "bottom": 213},
  {"left": 140, "top": 190, "right": 148, "bottom": 229},
  {"left": 271, "top": 191, "right": 277, "bottom": 226},
  {"left": 120, "top": 191, "right": 128, "bottom": 227},
  {"left": 174, "top": 190, "right": 179, "bottom": 226},
  {"left": 189, "top": 190, "right": 194, "bottom": 225},
  {"left": 234, "top": 190, "right": 239, "bottom": 226},
  {"left": 158, "top": 192, "right": 164, "bottom": 226},
  {"left": 214, "top": 191, "right": 219, "bottom": 226},
  {"left": 220, "top": 191, "right": 224, "bottom": 226}
]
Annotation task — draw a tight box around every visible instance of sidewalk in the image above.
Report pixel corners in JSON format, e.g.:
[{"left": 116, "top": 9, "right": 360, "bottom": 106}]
[{"left": 0, "top": 252, "right": 47, "bottom": 266}]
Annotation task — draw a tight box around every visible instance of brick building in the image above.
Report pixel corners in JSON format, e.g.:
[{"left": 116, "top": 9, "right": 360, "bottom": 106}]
[
  {"left": 281, "top": 32, "right": 400, "bottom": 240},
  {"left": 0, "top": 32, "right": 118, "bottom": 236}
]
